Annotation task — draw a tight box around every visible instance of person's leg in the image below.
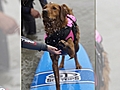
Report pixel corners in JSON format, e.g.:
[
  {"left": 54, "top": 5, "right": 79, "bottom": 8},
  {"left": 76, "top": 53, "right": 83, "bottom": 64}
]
[
  {"left": 21, "top": 15, "right": 24, "bottom": 36},
  {"left": 23, "top": 13, "right": 36, "bottom": 35},
  {"left": 22, "top": 2, "right": 36, "bottom": 35},
  {"left": 39, "top": 0, "right": 48, "bottom": 8}
]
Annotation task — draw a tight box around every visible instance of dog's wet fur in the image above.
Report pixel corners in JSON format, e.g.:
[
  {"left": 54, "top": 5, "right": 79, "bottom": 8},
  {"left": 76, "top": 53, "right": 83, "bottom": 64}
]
[
  {"left": 100, "top": 51, "right": 110, "bottom": 90},
  {"left": 42, "top": 2, "right": 82, "bottom": 90}
]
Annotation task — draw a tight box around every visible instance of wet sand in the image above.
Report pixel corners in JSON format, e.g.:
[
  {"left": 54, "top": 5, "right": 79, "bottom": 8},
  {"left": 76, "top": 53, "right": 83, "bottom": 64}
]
[
  {"left": 22, "top": 0, "right": 95, "bottom": 90},
  {"left": 97, "top": 0, "right": 120, "bottom": 90}
]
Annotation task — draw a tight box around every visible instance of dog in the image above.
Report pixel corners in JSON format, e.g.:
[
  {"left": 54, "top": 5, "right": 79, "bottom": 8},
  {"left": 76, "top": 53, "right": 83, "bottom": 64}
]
[
  {"left": 100, "top": 51, "right": 110, "bottom": 90},
  {"left": 42, "top": 2, "right": 82, "bottom": 90}
]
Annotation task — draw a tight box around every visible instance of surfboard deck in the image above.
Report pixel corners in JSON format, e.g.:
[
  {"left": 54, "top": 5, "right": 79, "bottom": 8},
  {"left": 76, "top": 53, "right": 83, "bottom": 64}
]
[{"left": 31, "top": 44, "right": 95, "bottom": 90}]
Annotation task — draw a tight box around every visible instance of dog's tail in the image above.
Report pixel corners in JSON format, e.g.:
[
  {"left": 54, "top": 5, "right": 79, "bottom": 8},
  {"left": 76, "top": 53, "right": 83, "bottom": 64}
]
[{"left": 100, "top": 51, "right": 110, "bottom": 90}]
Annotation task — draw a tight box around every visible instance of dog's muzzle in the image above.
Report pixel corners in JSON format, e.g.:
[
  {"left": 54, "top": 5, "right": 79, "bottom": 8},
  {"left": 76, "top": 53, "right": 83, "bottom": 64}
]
[{"left": 42, "top": 9, "right": 48, "bottom": 18}]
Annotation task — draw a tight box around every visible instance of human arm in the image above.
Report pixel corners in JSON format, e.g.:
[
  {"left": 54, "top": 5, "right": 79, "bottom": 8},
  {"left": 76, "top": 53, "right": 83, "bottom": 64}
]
[
  {"left": 22, "top": 6, "right": 40, "bottom": 18},
  {"left": 21, "top": 36, "right": 61, "bottom": 54},
  {"left": 39, "top": 0, "right": 48, "bottom": 8}
]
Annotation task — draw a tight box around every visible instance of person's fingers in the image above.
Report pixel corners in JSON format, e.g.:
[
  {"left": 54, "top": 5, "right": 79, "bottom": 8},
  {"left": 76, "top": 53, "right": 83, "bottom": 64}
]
[
  {"left": 54, "top": 50, "right": 61, "bottom": 54},
  {"left": 58, "top": 51, "right": 62, "bottom": 54},
  {"left": 35, "top": 13, "right": 41, "bottom": 18},
  {"left": 54, "top": 47, "right": 58, "bottom": 50},
  {"left": 47, "top": 45, "right": 61, "bottom": 54},
  {"left": 31, "top": 8, "right": 41, "bottom": 18},
  {"left": 38, "top": 13, "right": 41, "bottom": 18}
]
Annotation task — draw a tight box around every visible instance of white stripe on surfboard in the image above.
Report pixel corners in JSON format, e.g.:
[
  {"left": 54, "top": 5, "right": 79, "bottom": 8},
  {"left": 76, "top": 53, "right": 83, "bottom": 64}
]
[
  {"left": 35, "top": 68, "right": 94, "bottom": 76},
  {"left": 31, "top": 81, "right": 95, "bottom": 88}
]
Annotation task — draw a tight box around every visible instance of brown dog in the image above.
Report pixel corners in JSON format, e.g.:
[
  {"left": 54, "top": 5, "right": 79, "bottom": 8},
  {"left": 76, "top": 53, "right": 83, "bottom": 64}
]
[{"left": 42, "top": 2, "right": 82, "bottom": 90}]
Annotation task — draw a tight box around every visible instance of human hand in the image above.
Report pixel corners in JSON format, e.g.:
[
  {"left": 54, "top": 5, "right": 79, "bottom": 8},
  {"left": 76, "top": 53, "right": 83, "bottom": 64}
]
[
  {"left": 31, "top": 8, "right": 41, "bottom": 18},
  {"left": 47, "top": 45, "right": 61, "bottom": 55},
  {"left": 0, "top": 12, "right": 19, "bottom": 34}
]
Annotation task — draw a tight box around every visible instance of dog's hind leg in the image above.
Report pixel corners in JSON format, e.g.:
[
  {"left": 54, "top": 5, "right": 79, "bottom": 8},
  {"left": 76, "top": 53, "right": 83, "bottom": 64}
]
[{"left": 50, "top": 54, "right": 60, "bottom": 90}]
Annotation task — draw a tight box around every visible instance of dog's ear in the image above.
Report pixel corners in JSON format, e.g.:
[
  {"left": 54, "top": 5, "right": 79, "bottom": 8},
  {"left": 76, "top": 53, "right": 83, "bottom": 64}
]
[
  {"left": 62, "top": 4, "right": 73, "bottom": 15},
  {"left": 60, "top": 4, "right": 67, "bottom": 22},
  {"left": 60, "top": 4, "right": 73, "bottom": 21}
]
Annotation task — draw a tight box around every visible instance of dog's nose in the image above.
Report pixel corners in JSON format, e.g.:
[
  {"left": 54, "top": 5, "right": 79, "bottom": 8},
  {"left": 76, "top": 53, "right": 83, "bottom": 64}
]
[{"left": 42, "top": 9, "right": 48, "bottom": 17}]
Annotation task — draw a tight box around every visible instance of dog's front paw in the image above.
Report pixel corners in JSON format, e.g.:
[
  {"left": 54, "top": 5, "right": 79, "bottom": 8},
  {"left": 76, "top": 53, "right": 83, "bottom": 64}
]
[{"left": 59, "top": 40, "right": 69, "bottom": 47}]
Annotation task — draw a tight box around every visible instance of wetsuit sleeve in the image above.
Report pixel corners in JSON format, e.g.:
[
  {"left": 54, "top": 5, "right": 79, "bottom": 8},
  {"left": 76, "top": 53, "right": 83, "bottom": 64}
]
[
  {"left": 21, "top": 36, "right": 47, "bottom": 51},
  {"left": 39, "top": 0, "right": 48, "bottom": 8}
]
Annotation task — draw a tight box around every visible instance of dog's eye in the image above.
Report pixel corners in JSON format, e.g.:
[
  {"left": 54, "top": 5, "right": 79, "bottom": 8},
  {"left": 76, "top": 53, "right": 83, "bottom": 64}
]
[
  {"left": 43, "top": 6, "right": 47, "bottom": 9},
  {"left": 52, "top": 6, "right": 57, "bottom": 10}
]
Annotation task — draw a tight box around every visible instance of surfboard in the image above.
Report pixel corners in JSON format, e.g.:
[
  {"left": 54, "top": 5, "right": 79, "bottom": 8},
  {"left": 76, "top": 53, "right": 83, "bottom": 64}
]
[{"left": 30, "top": 44, "right": 95, "bottom": 90}]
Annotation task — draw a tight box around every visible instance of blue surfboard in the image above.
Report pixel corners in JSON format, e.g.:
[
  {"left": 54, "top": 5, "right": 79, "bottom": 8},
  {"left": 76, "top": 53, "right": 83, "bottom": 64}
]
[{"left": 31, "top": 44, "right": 95, "bottom": 90}]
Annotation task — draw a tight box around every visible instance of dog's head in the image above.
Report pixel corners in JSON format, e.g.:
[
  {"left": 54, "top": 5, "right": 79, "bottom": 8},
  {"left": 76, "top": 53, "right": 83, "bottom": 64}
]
[{"left": 42, "top": 2, "right": 73, "bottom": 22}]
